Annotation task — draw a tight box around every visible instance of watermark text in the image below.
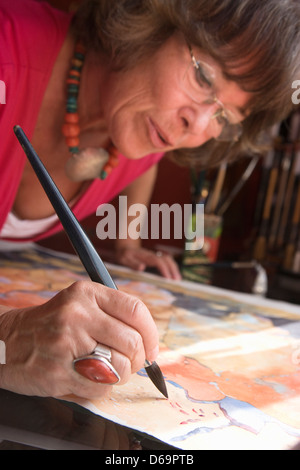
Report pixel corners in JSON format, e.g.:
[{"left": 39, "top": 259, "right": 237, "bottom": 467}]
[
  {"left": 96, "top": 196, "right": 204, "bottom": 251},
  {"left": 291, "top": 80, "right": 300, "bottom": 105}
]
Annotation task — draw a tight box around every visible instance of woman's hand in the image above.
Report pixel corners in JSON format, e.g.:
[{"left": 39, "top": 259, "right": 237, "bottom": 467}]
[
  {"left": 0, "top": 281, "right": 159, "bottom": 399},
  {"left": 115, "top": 245, "right": 182, "bottom": 281}
]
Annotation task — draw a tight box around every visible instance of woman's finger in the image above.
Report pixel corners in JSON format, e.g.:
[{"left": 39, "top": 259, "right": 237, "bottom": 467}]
[
  {"left": 152, "top": 251, "right": 182, "bottom": 280},
  {"left": 116, "top": 247, "right": 181, "bottom": 280},
  {"left": 77, "top": 281, "right": 159, "bottom": 363}
]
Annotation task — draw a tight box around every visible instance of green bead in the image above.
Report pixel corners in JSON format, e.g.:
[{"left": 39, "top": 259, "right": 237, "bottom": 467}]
[
  {"left": 66, "top": 96, "right": 78, "bottom": 112},
  {"left": 67, "top": 85, "right": 79, "bottom": 94},
  {"left": 75, "top": 52, "right": 85, "bottom": 61},
  {"left": 66, "top": 104, "right": 78, "bottom": 113},
  {"left": 67, "top": 95, "right": 77, "bottom": 104},
  {"left": 100, "top": 170, "right": 107, "bottom": 180},
  {"left": 69, "top": 75, "right": 80, "bottom": 82},
  {"left": 70, "top": 65, "right": 82, "bottom": 73}
]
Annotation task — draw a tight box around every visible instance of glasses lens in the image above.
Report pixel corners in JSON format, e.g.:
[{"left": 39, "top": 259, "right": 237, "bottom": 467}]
[
  {"left": 183, "top": 60, "right": 215, "bottom": 102},
  {"left": 205, "top": 107, "right": 242, "bottom": 142},
  {"left": 215, "top": 122, "right": 243, "bottom": 142},
  {"left": 183, "top": 48, "right": 243, "bottom": 142}
]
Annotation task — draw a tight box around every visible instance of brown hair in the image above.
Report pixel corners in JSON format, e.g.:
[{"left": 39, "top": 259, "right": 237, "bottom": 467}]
[{"left": 72, "top": 0, "right": 300, "bottom": 169}]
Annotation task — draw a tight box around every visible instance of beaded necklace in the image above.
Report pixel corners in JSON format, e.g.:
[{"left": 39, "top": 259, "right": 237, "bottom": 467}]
[{"left": 62, "top": 43, "right": 119, "bottom": 182}]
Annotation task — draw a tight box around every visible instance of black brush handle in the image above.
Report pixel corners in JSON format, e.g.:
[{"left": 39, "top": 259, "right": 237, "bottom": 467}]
[{"left": 14, "top": 126, "right": 116, "bottom": 289}]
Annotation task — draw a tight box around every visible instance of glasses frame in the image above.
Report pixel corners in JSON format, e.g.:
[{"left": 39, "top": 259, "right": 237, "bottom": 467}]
[{"left": 187, "top": 45, "right": 243, "bottom": 143}]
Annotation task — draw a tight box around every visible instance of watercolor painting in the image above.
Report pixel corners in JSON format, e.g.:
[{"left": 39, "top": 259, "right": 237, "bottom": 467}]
[{"left": 0, "top": 244, "right": 299, "bottom": 449}]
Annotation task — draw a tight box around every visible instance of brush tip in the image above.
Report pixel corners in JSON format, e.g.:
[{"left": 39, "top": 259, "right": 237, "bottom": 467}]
[{"left": 145, "top": 361, "right": 168, "bottom": 398}]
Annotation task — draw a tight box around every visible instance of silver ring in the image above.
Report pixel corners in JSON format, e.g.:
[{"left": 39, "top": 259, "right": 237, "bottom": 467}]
[
  {"left": 156, "top": 251, "right": 163, "bottom": 257},
  {"left": 93, "top": 344, "right": 112, "bottom": 361}
]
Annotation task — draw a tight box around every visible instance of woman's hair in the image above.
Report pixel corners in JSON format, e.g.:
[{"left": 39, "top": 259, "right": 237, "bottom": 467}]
[{"left": 72, "top": 0, "right": 300, "bottom": 169}]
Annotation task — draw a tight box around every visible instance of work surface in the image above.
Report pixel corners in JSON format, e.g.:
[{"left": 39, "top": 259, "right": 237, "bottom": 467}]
[{"left": 0, "top": 244, "right": 299, "bottom": 450}]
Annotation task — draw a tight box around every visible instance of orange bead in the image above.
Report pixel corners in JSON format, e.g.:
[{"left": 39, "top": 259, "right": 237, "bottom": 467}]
[
  {"left": 75, "top": 43, "right": 86, "bottom": 55},
  {"left": 103, "top": 164, "right": 113, "bottom": 174},
  {"left": 69, "top": 70, "right": 81, "bottom": 78},
  {"left": 67, "top": 78, "right": 80, "bottom": 86},
  {"left": 108, "top": 155, "right": 119, "bottom": 168},
  {"left": 62, "top": 123, "right": 80, "bottom": 138},
  {"left": 108, "top": 144, "right": 119, "bottom": 158},
  {"left": 65, "top": 113, "right": 79, "bottom": 124},
  {"left": 65, "top": 136, "right": 80, "bottom": 148}
]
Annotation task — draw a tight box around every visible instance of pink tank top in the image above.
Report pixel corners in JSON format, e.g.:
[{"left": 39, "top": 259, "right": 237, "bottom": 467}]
[{"left": 0, "top": 0, "right": 164, "bottom": 242}]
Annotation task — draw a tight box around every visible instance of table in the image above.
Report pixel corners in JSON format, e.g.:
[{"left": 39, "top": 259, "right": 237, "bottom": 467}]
[{"left": 0, "top": 243, "right": 299, "bottom": 450}]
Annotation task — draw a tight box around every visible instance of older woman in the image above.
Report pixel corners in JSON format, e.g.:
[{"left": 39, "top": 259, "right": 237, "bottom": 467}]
[{"left": 0, "top": 0, "right": 299, "bottom": 398}]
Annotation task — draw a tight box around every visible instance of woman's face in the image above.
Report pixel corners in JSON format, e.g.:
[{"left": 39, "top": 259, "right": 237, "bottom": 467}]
[{"left": 101, "top": 33, "right": 251, "bottom": 159}]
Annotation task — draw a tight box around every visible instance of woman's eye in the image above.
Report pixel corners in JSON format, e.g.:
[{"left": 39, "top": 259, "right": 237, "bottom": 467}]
[
  {"left": 195, "top": 64, "right": 213, "bottom": 90},
  {"left": 216, "top": 111, "right": 229, "bottom": 126}
]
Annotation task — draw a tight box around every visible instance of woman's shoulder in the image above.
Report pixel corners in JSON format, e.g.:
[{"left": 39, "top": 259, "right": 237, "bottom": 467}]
[{"left": 0, "top": 0, "right": 72, "bottom": 67}]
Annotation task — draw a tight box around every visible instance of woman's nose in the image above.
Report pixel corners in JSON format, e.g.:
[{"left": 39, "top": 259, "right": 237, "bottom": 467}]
[{"left": 180, "top": 101, "right": 220, "bottom": 137}]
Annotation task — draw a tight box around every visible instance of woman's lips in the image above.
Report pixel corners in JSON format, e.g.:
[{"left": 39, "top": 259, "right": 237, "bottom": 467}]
[{"left": 148, "top": 118, "right": 172, "bottom": 149}]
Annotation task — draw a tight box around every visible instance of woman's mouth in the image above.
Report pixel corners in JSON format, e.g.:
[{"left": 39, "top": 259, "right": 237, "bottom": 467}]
[{"left": 148, "top": 118, "right": 172, "bottom": 149}]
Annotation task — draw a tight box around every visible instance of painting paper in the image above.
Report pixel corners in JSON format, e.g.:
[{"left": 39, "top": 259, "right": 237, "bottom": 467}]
[{"left": 0, "top": 244, "right": 299, "bottom": 450}]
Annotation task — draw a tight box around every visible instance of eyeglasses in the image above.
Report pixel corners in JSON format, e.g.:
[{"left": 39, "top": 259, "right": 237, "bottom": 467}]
[{"left": 184, "top": 45, "right": 243, "bottom": 142}]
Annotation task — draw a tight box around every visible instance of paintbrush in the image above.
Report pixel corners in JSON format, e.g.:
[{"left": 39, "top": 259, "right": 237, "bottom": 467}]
[
  {"left": 276, "top": 113, "right": 300, "bottom": 249},
  {"left": 293, "top": 231, "right": 300, "bottom": 273},
  {"left": 253, "top": 123, "right": 281, "bottom": 228},
  {"left": 217, "top": 156, "right": 259, "bottom": 216},
  {"left": 205, "top": 162, "right": 227, "bottom": 215},
  {"left": 253, "top": 138, "right": 282, "bottom": 261},
  {"left": 284, "top": 178, "right": 300, "bottom": 270},
  {"left": 14, "top": 125, "right": 168, "bottom": 399},
  {"left": 268, "top": 143, "right": 292, "bottom": 250}
]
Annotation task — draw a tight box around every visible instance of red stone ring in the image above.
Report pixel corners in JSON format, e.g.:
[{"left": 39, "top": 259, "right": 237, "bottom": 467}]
[{"left": 73, "top": 344, "right": 121, "bottom": 385}]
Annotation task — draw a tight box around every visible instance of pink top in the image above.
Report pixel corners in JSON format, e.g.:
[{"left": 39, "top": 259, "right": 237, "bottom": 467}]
[{"left": 0, "top": 0, "right": 164, "bottom": 242}]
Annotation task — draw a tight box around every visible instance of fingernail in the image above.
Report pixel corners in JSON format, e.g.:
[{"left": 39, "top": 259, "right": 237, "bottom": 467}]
[{"left": 74, "top": 358, "right": 120, "bottom": 384}]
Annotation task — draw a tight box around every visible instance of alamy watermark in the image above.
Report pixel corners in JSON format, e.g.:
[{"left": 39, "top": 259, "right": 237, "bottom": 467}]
[
  {"left": 96, "top": 196, "right": 204, "bottom": 251},
  {"left": 0, "top": 80, "right": 6, "bottom": 104},
  {"left": 291, "top": 80, "right": 300, "bottom": 105},
  {"left": 0, "top": 340, "right": 6, "bottom": 365}
]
